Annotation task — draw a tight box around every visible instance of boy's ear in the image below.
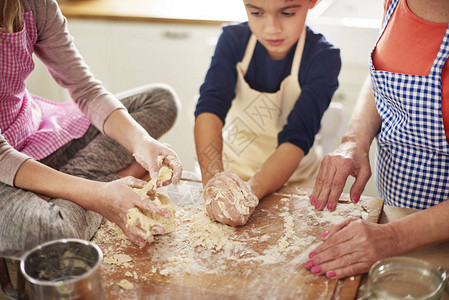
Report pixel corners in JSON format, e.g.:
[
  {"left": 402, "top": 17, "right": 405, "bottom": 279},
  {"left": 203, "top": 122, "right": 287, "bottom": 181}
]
[{"left": 309, "top": 0, "right": 318, "bottom": 9}]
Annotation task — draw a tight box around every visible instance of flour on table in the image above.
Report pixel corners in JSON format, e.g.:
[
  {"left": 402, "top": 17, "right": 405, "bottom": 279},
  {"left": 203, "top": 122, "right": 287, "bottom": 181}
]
[{"left": 93, "top": 187, "right": 375, "bottom": 295}]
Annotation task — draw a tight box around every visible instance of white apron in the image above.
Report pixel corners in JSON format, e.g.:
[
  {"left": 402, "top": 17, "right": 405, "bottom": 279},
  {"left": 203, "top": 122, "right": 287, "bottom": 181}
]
[{"left": 223, "top": 28, "right": 320, "bottom": 184}]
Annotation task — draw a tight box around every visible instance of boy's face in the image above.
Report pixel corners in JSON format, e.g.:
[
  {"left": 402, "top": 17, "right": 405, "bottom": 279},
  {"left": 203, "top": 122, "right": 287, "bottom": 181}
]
[{"left": 244, "top": 0, "right": 317, "bottom": 60}]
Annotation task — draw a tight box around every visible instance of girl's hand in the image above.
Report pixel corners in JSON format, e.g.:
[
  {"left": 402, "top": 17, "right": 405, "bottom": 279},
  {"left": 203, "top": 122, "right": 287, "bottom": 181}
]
[
  {"left": 203, "top": 171, "right": 259, "bottom": 226},
  {"left": 133, "top": 138, "right": 183, "bottom": 186},
  {"left": 310, "top": 141, "right": 372, "bottom": 211},
  {"left": 305, "top": 217, "right": 399, "bottom": 279},
  {"left": 93, "top": 176, "right": 172, "bottom": 247}
]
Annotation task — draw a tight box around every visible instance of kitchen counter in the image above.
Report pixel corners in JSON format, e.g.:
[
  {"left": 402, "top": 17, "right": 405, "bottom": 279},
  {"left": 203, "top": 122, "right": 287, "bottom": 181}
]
[{"left": 57, "top": 0, "right": 247, "bottom": 25}]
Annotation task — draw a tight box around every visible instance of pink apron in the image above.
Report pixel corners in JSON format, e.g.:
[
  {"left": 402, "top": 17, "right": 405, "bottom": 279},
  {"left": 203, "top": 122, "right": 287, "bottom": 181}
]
[{"left": 0, "top": 11, "right": 90, "bottom": 160}]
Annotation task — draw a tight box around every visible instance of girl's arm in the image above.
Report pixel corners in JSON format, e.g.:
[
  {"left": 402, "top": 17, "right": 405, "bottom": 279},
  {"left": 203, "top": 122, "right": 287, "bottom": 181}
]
[
  {"left": 14, "top": 159, "right": 100, "bottom": 210},
  {"left": 248, "top": 142, "right": 304, "bottom": 199},
  {"left": 103, "top": 108, "right": 182, "bottom": 183},
  {"left": 194, "top": 113, "right": 225, "bottom": 186},
  {"left": 13, "top": 158, "right": 167, "bottom": 247}
]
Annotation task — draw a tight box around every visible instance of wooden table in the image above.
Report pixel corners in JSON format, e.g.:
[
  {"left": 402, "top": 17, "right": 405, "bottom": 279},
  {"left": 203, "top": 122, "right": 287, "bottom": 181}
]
[{"left": 91, "top": 177, "right": 384, "bottom": 300}]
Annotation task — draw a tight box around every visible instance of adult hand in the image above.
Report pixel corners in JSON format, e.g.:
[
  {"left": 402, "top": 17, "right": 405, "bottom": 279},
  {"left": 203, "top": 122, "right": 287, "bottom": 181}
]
[
  {"left": 93, "top": 176, "right": 172, "bottom": 247},
  {"left": 203, "top": 171, "right": 259, "bottom": 226},
  {"left": 310, "top": 140, "right": 371, "bottom": 211},
  {"left": 133, "top": 138, "right": 183, "bottom": 186},
  {"left": 305, "top": 217, "right": 399, "bottom": 279}
]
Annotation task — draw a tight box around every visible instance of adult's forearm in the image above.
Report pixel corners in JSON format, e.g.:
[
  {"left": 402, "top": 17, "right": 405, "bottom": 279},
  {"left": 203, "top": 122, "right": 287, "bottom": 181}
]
[
  {"left": 194, "top": 113, "right": 225, "bottom": 185},
  {"left": 248, "top": 142, "right": 304, "bottom": 199},
  {"left": 342, "top": 76, "right": 382, "bottom": 152},
  {"left": 389, "top": 200, "right": 449, "bottom": 255}
]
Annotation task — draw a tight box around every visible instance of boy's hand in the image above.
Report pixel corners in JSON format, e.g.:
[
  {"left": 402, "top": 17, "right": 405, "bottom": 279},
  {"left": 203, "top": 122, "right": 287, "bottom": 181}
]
[{"left": 203, "top": 171, "right": 258, "bottom": 226}]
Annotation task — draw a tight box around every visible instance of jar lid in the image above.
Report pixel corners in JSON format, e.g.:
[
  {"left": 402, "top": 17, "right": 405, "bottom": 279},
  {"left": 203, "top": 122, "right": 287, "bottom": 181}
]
[{"left": 367, "top": 257, "right": 448, "bottom": 300}]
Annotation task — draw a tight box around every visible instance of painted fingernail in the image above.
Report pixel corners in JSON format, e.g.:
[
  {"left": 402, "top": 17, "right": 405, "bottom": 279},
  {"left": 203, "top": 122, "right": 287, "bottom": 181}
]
[
  {"left": 327, "top": 203, "right": 333, "bottom": 210},
  {"left": 315, "top": 201, "right": 321, "bottom": 209},
  {"left": 321, "top": 231, "right": 329, "bottom": 238},
  {"left": 311, "top": 266, "right": 322, "bottom": 274},
  {"left": 327, "top": 271, "right": 336, "bottom": 278},
  {"left": 305, "top": 261, "right": 314, "bottom": 269},
  {"left": 309, "top": 252, "right": 317, "bottom": 259},
  {"left": 310, "top": 197, "right": 316, "bottom": 205},
  {"left": 353, "top": 193, "right": 360, "bottom": 203}
]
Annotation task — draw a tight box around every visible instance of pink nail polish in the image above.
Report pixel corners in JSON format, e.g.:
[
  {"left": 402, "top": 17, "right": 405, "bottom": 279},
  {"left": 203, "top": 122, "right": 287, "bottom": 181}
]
[
  {"left": 327, "top": 203, "right": 333, "bottom": 210},
  {"left": 353, "top": 193, "right": 360, "bottom": 203},
  {"left": 327, "top": 271, "right": 336, "bottom": 278},
  {"left": 321, "top": 231, "right": 329, "bottom": 238},
  {"left": 305, "top": 261, "right": 314, "bottom": 269},
  {"left": 311, "top": 197, "right": 316, "bottom": 205},
  {"left": 309, "top": 252, "right": 316, "bottom": 259},
  {"left": 315, "top": 201, "right": 321, "bottom": 209},
  {"left": 311, "top": 266, "right": 322, "bottom": 274}
]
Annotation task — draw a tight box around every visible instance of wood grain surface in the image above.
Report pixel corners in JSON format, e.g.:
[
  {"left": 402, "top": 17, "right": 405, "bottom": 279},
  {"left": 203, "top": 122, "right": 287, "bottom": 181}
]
[{"left": 92, "top": 178, "right": 383, "bottom": 300}]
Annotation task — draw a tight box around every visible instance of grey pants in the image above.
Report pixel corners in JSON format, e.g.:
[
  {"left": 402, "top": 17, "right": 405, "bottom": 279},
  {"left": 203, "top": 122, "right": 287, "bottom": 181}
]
[{"left": 0, "top": 84, "right": 180, "bottom": 251}]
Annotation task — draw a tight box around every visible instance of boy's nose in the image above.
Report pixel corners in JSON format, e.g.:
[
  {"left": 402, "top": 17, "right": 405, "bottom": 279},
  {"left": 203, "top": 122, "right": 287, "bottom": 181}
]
[{"left": 264, "top": 16, "right": 282, "bottom": 34}]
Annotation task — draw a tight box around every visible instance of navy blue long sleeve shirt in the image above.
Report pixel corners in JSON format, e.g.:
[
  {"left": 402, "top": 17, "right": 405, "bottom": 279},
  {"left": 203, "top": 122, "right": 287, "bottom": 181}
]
[{"left": 195, "top": 22, "right": 341, "bottom": 155}]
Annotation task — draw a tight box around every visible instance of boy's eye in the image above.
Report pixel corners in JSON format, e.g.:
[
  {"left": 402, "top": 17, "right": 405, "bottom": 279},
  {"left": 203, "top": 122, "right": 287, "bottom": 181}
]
[
  {"left": 281, "top": 11, "right": 295, "bottom": 17},
  {"left": 250, "top": 10, "right": 263, "bottom": 16}
]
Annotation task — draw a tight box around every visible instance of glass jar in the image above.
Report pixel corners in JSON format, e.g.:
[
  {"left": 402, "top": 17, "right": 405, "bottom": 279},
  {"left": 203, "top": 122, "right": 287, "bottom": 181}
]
[{"left": 363, "top": 257, "right": 449, "bottom": 300}]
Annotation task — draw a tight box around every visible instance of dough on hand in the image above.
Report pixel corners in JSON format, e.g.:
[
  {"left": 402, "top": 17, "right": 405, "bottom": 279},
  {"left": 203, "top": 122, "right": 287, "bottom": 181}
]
[
  {"left": 204, "top": 171, "right": 258, "bottom": 226},
  {"left": 126, "top": 168, "right": 178, "bottom": 238}
]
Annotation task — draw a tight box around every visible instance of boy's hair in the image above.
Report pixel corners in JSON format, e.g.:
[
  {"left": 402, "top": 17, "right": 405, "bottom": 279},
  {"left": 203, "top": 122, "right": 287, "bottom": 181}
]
[{"left": 2, "top": 0, "right": 23, "bottom": 33}]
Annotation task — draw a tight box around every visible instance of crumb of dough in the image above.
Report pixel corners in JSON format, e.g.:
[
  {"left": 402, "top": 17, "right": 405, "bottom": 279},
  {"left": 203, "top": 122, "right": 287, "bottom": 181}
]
[
  {"left": 104, "top": 253, "right": 134, "bottom": 268},
  {"left": 118, "top": 279, "right": 134, "bottom": 290},
  {"left": 114, "top": 254, "right": 133, "bottom": 263}
]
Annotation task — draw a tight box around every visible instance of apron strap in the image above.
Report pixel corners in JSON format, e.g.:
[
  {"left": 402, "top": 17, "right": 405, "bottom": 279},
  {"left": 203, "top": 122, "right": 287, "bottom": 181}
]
[
  {"left": 240, "top": 34, "right": 258, "bottom": 74},
  {"left": 290, "top": 26, "right": 306, "bottom": 77},
  {"left": 430, "top": 25, "right": 449, "bottom": 77},
  {"left": 379, "top": 0, "right": 400, "bottom": 40}
]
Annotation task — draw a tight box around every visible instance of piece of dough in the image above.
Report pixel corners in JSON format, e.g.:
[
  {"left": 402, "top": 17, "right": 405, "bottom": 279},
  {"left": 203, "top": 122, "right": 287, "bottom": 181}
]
[
  {"left": 126, "top": 165, "right": 177, "bottom": 238},
  {"left": 126, "top": 192, "right": 178, "bottom": 237}
]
